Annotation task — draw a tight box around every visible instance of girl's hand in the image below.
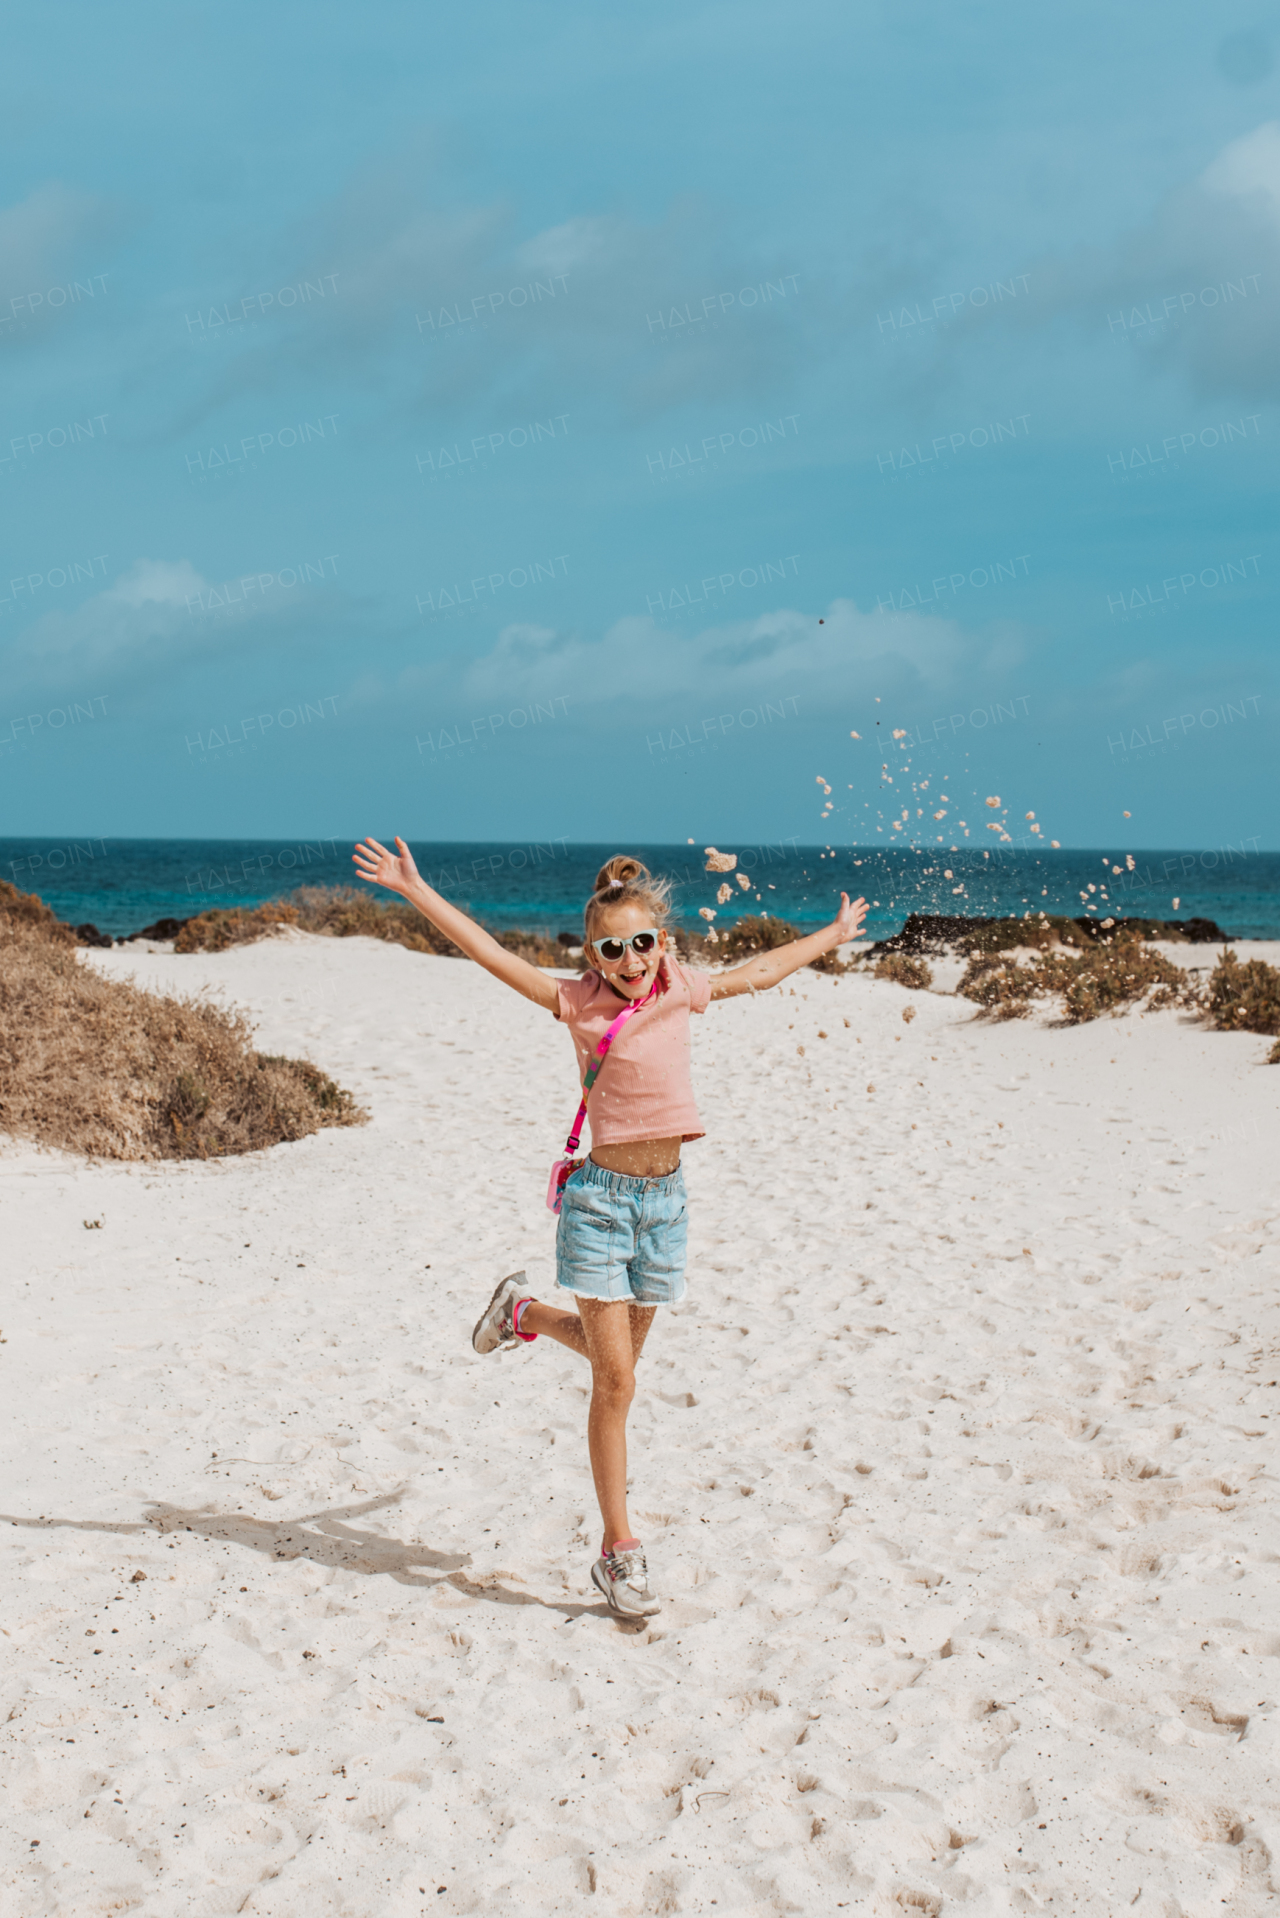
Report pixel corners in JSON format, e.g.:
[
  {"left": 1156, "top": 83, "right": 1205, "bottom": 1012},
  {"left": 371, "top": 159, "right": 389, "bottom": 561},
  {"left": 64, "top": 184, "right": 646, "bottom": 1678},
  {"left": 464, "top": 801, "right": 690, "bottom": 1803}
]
[
  {"left": 353, "top": 835, "right": 421, "bottom": 897},
  {"left": 710, "top": 890, "right": 869, "bottom": 999},
  {"left": 831, "top": 892, "right": 868, "bottom": 945}
]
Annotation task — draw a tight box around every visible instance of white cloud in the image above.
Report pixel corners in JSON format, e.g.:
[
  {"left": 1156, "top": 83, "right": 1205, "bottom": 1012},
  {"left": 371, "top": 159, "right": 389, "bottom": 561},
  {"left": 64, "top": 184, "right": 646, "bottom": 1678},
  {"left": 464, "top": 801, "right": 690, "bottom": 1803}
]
[
  {"left": 180, "top": 152, "right": 815, "bottom": 428},
  {"left": 513, "top": 216, "right": 617, "bottom": 278},
  {"left": 402, "top": 597, "right": 1024, "bottom": 725},
  {"left": 5, "top": 556, "right": 350, "bottom": 695},
  {"left": 1200, "top": 121, "right": 1280, "bottom": 206},
  {"left": 106, "top": 557, "right": 208, "bottom": 612},
  {"left": 9, "top": 558, "right": 210, "bottom": 671},
  {"left": 957, "top": 122, "right": 1280, "bottom": 400},
  {"left": 0, "top": 182, "right": 126, "bottom": 347}
]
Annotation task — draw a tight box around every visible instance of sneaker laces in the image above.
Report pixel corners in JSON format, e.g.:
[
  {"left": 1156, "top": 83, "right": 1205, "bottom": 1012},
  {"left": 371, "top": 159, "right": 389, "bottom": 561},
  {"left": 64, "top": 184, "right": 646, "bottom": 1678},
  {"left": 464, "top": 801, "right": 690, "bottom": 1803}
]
[
  {"left": 495, "top": 1297, "right": 523, "bottom": 1346},
  {"left": 607, "top": 1546, "right": 648, "bottom": 1584}
]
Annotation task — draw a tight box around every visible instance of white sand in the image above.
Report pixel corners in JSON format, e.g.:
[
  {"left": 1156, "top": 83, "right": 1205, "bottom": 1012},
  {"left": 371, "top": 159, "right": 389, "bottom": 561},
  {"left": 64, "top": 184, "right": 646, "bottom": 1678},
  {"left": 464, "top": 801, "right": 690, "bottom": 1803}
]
[{"left": 2, "top": 932, "right": 1279, "bottom": 1917}]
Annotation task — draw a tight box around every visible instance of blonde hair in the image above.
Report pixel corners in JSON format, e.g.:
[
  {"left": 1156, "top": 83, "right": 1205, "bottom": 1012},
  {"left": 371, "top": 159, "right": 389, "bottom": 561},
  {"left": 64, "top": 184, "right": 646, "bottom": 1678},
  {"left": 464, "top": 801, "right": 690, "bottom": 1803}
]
[{"left": 583, "top": 855, "right": 673, "bottom": 947}]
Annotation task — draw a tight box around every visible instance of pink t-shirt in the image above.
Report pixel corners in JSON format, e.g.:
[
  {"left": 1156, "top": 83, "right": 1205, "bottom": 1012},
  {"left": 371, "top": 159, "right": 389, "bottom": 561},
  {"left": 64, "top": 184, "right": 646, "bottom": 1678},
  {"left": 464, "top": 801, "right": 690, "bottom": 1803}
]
[{"left": 554, "top": 956, "right": 712, "bottom": 1145}]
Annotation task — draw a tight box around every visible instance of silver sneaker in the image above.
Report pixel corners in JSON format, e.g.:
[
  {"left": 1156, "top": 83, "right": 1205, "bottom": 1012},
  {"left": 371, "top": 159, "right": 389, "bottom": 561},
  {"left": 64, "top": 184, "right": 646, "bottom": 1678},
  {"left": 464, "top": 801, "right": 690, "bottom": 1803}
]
[
  {"left": 591, "top": 1543, "right": 661, "bottom": 1617},
  {"left": 471, "top": 1271, "right": 529, "bottom": 1354}
]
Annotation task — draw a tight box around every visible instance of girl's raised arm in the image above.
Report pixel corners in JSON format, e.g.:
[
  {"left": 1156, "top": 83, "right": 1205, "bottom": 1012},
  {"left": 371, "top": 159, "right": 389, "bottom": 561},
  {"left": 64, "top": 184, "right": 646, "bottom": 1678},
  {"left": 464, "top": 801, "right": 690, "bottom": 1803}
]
[
  {"left": 709, "top": 891, "right": 867, "bottom": 1000},
  {"left": 352, "top": 836, "right": 560, "bottom": 1012}
]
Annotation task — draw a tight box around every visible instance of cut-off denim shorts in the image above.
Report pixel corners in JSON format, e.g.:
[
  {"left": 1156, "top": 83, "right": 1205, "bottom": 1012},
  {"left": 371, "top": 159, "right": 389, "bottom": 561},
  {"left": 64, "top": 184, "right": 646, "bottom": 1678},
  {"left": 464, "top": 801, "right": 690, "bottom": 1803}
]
[{"left": 555, "top": 1157, "right": 688, "bottom": 1305}]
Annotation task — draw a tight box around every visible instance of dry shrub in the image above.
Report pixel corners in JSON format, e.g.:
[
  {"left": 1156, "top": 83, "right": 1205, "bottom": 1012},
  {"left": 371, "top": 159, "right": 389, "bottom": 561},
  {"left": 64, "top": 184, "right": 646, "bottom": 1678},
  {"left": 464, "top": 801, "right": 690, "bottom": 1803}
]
[
  {"left": 964, "top": 915, "right": 1086, "bottom": 956},
  {"left": 958, "top": 935, "right": 1184, "bottom": 1024},
  {"left": 1204, "top": 948, "right": 1280, "bottom": 1037},
  {"left": 172, "top": 886, "right": 573, "bottom": 967},
  {"left": 950, "top": 937, "right": 1279, "bottom": 1047},
  {"left": 0, "top": 877, "right": 74, "bottom": 944},
  {"left": 491, "top": 927, "right": 578, "bottom": 968},
  {"left": 708, "top": 912, "right": 844, "bottom": 972},
  {"left": 160, "top": 886, "right": 850, "bottom": 977},
  {"left": 808, "top": 947, "right": 849, "bottom": 975},
  {"left": 667, "top": 924, "right": 713, "bottom": 965},
  {"left": 288, "top": 885, "right": 459, "bottom": 952},
  {"left": 0, "top": 919, "right": 365, "bottom": 1161},
  {"left": 956, "top": 956, "right": 1045, "bottom": 1020},
  {"left": 292, "top": 886, "right": 574, "bottom": 964},
  {"left": 1060, "top": 939, "right": 1185, "bottom": 1023},
  {"left": 874, "top": 953, "right": 933, "bottom": 991},
  {"left": 1146, "top": 977, "right": 1207, "bottom": 1014},
  {"left": 175, "top": 888, "right": 440, "bottom": 954},
  {"left": 716, "top": 913, "right": 800, "bottom": 959},
  {"left": 174, "top": 900, "right": 301, "bottom": 952}
]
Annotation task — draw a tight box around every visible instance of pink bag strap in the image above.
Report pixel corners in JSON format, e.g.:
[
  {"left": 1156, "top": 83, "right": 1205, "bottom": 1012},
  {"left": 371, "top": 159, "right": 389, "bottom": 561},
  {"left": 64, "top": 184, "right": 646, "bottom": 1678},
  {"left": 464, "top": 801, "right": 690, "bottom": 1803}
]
[{"left": 563, "top": 973, "right": 662, "bottom": 1155}]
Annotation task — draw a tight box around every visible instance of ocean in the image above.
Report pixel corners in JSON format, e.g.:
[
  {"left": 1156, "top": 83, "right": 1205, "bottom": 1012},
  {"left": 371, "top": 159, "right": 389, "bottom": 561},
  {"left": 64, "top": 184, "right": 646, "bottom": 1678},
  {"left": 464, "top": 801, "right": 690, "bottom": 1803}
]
[{"left": 3, "top": 836, "right": 1277, "bottom": 942}]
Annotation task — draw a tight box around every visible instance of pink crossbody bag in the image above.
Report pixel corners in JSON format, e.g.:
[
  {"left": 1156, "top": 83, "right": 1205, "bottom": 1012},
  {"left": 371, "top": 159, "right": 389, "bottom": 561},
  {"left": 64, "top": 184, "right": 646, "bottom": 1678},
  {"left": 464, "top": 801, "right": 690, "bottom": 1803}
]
[{"left": 546, "top": 974, "right": 662, "bottom": 1214}]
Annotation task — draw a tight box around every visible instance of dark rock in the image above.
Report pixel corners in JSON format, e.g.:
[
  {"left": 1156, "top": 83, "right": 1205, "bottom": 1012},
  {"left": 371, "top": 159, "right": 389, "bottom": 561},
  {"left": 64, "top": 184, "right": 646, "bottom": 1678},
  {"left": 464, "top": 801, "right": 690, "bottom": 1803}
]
[
  {"left": 1054, "top": 914, "right": 1229, "bottom": 945},
  {"left": 73, "top": 923, "right": 114, "bottom": 948},
  {"left": 870, "top": 914, "right": 988, "bottom": 954},
  {"left": 869, "top": 911, "right": 1229, "bottom": 955},
  {"left": 127, "top": 917, "right": 192, "bottom": 942},
  {"left": 1170, "top": 917, "right": 1230, "bottom": 943},
  {"left": 556, "top": 931, "right": 580, "bottom": 947}
]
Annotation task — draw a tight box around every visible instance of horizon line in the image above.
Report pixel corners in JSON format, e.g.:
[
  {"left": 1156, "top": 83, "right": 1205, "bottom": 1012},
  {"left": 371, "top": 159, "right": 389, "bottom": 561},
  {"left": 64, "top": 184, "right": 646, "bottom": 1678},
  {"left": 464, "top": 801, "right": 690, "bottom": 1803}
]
[{"left": 1, "top": 836, "right": 1276, "bottom": 857}]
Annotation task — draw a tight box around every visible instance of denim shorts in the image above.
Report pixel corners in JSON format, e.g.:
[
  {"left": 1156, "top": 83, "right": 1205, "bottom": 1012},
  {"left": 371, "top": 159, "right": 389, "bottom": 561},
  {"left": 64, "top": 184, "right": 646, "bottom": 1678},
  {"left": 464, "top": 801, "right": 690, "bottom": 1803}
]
[{"left": 555, "top": 1157, "right": 688, "bottom": 1305}]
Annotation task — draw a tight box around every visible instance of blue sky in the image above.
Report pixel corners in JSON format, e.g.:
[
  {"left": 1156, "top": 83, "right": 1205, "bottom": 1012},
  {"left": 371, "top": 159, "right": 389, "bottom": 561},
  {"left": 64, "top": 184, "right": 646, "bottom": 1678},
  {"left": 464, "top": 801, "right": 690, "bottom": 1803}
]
[{"left": 1, "top": 0, "right": 1276, "bottom": 851}]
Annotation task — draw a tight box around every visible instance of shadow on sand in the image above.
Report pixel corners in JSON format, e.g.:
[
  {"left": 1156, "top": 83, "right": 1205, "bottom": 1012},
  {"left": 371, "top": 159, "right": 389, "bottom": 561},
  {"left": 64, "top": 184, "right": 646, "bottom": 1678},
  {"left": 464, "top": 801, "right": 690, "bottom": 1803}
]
[{"left": 1, "top": 1491, "right": 634, "bottom": 1626}]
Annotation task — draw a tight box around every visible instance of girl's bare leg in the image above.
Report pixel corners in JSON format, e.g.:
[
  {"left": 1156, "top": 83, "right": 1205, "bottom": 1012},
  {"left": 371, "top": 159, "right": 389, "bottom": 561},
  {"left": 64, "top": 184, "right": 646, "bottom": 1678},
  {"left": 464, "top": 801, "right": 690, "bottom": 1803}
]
[
  {"left": 517, "top": 1298, "right": 656, "bottom": 1545},
  {"left": 577, "top": 1299, "right": 650, "bottom": 1548},
  {"left": 518, "top": 1297, "right": 655, "bottom": 1364},
  {"left": 517, "top": 1298, "right": 589, "bottom": 1356}
]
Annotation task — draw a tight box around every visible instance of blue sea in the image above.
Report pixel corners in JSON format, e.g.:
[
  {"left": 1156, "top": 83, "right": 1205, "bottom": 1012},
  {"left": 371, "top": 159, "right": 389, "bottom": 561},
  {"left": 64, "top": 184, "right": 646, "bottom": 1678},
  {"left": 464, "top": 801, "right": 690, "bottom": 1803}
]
[{"left": 3, "top": 836, "right": 1278, "bottom": 942}]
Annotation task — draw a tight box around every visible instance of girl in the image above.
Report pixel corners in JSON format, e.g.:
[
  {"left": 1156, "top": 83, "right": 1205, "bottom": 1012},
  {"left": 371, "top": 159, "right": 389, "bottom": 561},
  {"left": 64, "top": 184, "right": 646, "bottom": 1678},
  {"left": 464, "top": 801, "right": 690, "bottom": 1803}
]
[{"left": 352, "top": 838, "right": 866, "bottom": 1618}]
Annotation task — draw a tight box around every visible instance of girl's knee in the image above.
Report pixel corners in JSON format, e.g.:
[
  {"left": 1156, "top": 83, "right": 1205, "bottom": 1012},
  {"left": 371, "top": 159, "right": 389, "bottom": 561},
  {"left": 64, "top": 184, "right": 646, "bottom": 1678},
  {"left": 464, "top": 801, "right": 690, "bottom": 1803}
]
[{"left": 592, "top": 1364, "right": 636, "bottom": 1406}]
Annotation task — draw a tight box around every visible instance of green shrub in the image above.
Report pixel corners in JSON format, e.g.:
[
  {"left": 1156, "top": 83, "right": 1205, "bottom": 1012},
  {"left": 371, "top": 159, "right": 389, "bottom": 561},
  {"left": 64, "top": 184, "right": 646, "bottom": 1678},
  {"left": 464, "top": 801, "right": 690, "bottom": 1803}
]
[
  {"left": 1205, "top": 949, "right": 1280, "bottom": 1036},
  {"left": 874, "top": 952, "right": 933, "bottom": 991},
  {"left": 957, "top": 935, "right": 1183, "bottom": 1024}
]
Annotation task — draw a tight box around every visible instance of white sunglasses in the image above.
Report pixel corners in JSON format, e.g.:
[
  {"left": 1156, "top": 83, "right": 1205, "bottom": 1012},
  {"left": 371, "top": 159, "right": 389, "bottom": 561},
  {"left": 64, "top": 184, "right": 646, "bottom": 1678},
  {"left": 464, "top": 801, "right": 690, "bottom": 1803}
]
[{"left": 592, "top": 927, "right": 662, "bottom": 961}]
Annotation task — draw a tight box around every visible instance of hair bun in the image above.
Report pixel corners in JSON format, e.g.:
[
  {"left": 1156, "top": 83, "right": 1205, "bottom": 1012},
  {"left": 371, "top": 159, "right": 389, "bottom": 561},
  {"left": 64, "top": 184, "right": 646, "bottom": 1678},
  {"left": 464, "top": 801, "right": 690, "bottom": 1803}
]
[
  {"left": 593, "top": 854, "right": 646, "bottom": 894},
  {"left": 584, "top": 853, "right": 673, "bottom": 944}
]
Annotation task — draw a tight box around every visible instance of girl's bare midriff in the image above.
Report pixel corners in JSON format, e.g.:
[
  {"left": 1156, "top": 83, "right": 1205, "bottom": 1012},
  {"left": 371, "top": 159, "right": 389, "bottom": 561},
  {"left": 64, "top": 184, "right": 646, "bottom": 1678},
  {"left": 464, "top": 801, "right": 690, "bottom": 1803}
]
[{"left": 590, "top": 1137, "right": 682, "bottom": 1179}]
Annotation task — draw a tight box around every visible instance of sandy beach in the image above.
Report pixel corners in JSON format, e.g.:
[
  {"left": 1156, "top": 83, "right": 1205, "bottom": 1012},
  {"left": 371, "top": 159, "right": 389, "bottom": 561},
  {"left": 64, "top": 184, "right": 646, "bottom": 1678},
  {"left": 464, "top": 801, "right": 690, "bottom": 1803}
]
[{"left": 2, "top": 931, "right": 1278, "bottom": 1917}]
